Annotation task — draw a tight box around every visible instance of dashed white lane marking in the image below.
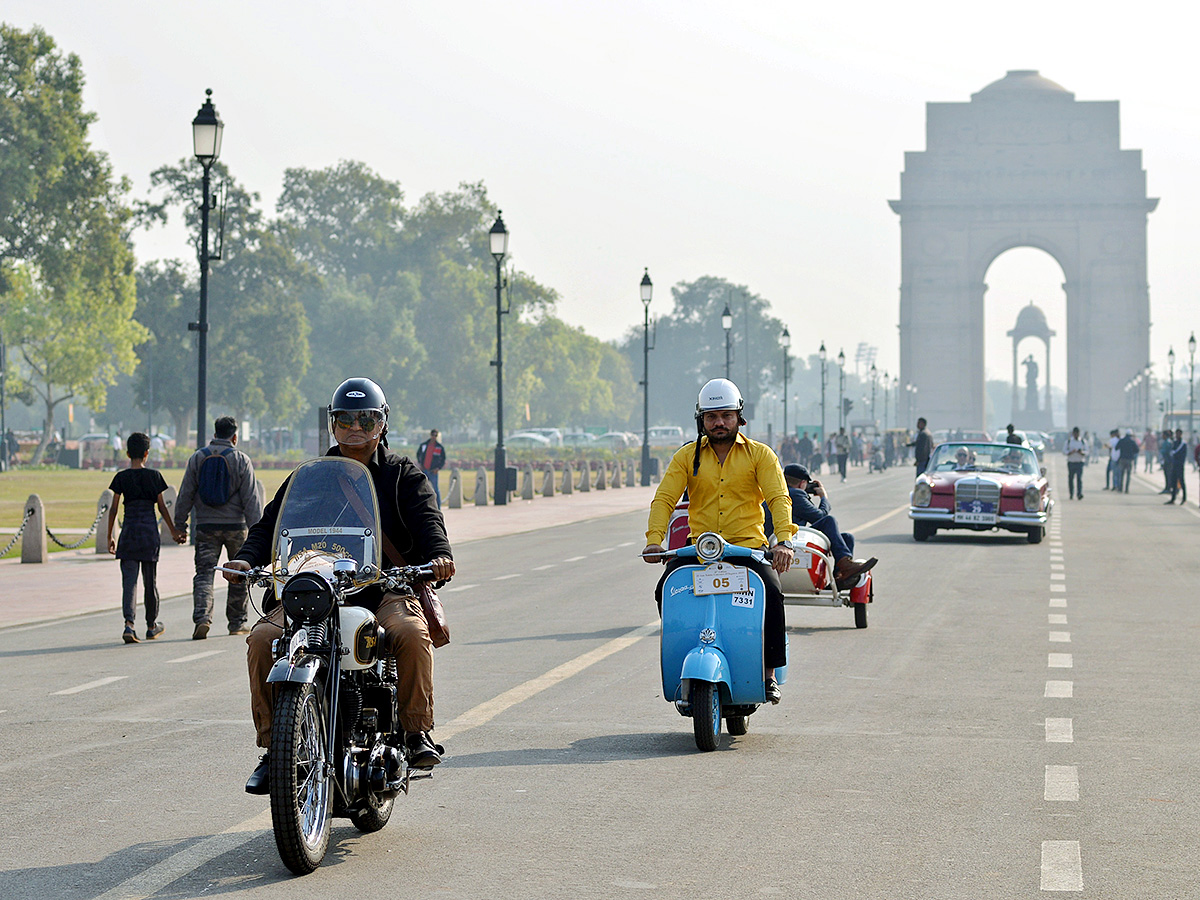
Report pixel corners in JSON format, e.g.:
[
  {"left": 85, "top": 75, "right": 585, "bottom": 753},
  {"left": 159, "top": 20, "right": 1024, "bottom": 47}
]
[
  {"left": 444, "top": 584, "right": 478, "bottom": 593},
  {"left": 1045, "top": 681, "right": 1073, "bottom": 698},
  {"left": 617, "top": 541, "right": 636, "bottom": 547},
  {"left": 1040, "top": 840, "right": 1083, "bottom": 891},
  {"left": 492, "top": 574, "right": 521, "bottom": 581},
  {"left": 531, "top": 564, "right": 556, "bottom": 571},
  {"left": 1051, "top": 563, "right": 1065, "bottom": 570},
  {"left": 167, "top": 650, "right": 223, "bottom": 664},
  {"left": 1045, "top": 718, "right": 1074, "bottom": 743},
  {"left": 1050, "top": 573, "right": 1066, "bottom": 580},
  {"left": 1050, "top": 585, "right": 1067, "bottom": 593},
  {"left": 1045, "top": 766, "right": 1080, "bottom": 801},
  {"left": 563, "top": 555, "right": 587, "bottom": 562},
  {"left": 1049, "top": 653, "right": 1073, "bottom": 668},
  {"left": 52, "top": 676, "right": 128, "bottom": 695},
  {"left": 1049, "top": 632, "right": 1071, "bottom": 643},
  {"left": 1049, "top": 614, "right": 1068, "bottom": 625},
  {"left": 591, "top": 547, "right": 614, "bottom": 554},
  {"left": 1049, "top": 598, "right": 1067, "bottom": 608}
]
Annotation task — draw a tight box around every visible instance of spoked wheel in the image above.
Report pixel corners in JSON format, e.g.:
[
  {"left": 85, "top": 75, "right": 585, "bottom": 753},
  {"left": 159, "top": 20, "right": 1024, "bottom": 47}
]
[
  {"left": 854, "top": 602, "right": 868, "bottom": 629},
  {"left": 270, "top": 683, "right": 332, "bottom": 874},
  {"left": 691, "top": 681, "right": 722, "bottom": 751},
  {"left": 348, "top": 789, "right": 394, "bottom": 833},
  {"left": 725, "top": 714, "right": 749, "bottom": 736}
]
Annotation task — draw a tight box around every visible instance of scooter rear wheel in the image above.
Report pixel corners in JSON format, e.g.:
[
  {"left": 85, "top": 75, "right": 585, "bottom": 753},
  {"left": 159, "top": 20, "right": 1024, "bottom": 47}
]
[{"left": 691, "top": 681, "right": 722, "bottom": 751}]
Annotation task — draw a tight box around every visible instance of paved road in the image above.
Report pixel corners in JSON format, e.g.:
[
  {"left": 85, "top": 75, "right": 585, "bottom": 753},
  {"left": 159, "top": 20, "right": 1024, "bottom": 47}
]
[{"left": 1, "top": 458, "right": 1197, "bottom": 898}]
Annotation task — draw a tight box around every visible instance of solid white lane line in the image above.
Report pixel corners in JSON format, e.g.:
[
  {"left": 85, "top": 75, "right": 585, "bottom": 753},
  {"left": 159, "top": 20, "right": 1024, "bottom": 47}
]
[
  {"left": 1045, "top": 681, "right": 1073, "bottom": 698},
  {"left": 492, "top": 574, "right": 521, "bottom": 581},
  {"left": 1045, "top": 718, "right": 1074, "bottom": 743},
  {"left": 90, "top": 810, "right": 272, "bottom": 900},
  {"left": 444, "top": 584, "right": 478, "bottom": 593},
  {"left": 167, "top": 650, "right": 223, "bottom": 664},
  {"left": 1049, "top": 598, "right": 1067, "bottom": 608},
  {"left": 1048, "top": 653, "right": 1073, "bottom": 668},
  {"left": 437, "top": 620, "right": 660, "bottom": 742},
  {"left": 1040, "top": 840, "right": 1083, "bottom": 891},
  {"left": 531, "top": 564, "right": 556, "bottom": 571},
  {"left": 1049, "top": 631, "right": 1071, "bottom": 643},
  {"left": 1045, "top": 766, "right": 1080, "bottom": 801},
  {"left": 52, "top": 676, "right": 128, "bottom": 696}
]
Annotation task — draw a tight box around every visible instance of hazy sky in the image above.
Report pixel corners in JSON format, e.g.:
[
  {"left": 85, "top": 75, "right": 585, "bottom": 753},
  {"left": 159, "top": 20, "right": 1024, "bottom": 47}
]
[{"left": 8, "top": 1, "right": 1199, "bottom": 398}]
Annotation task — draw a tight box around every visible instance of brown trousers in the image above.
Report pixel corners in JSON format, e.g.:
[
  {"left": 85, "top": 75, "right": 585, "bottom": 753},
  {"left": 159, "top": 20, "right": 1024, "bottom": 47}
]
[{"left": 246, "top": 592, "right": 435, "bottom": 748}]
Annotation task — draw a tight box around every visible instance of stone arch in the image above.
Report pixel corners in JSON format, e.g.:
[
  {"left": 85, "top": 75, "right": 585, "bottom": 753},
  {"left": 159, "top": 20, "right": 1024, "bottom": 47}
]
[{"left": 890, "top": 70, "right": 1156, "bottom": 432}]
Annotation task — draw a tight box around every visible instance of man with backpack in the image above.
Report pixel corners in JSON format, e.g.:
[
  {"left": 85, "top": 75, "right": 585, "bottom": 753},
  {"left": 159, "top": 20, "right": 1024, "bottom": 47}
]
[{"left": 174, "top": 416, "right": 262, "bottom": 639}]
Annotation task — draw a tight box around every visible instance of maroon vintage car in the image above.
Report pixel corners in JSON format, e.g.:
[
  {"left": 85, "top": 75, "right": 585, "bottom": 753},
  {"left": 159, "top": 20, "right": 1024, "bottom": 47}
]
[{"left": 909, "top": 442, "right": 1053, "bottom": 543}]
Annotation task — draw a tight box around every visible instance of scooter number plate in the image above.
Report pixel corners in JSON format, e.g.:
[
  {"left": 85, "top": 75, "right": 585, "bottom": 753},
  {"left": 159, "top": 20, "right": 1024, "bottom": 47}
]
[{"left": 693, "top": 562, "right": 749, "bottom": 596}]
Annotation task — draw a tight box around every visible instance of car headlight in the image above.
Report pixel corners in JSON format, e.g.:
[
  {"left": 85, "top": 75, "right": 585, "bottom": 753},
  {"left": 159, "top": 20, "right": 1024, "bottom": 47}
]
[
  {"left": 1024, "top": 484, "right": 1042, "bottom": 513},
  {"left": 282, "top": 572, "right": 335, "bottom": 624},
  {"left": 912, "top": 481, "right": 932, "bottom": 508}
]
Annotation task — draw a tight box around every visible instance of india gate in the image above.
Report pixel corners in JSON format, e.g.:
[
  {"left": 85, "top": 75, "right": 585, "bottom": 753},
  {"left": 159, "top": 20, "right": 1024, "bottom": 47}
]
[{"left": 890, "top": 70, "right": 1157, "bottom": 432}]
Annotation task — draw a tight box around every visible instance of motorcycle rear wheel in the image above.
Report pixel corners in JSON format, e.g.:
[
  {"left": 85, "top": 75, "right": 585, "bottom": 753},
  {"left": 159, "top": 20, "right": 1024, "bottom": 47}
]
[
  {"left": 349, "top": 790, "right": 395, "bottom": 833},
  {"left": 270, "top": 683, "right": 332, "bottom": 875},
  {"left": 691, "top": 681, "right": 722, "bottom": 751}
]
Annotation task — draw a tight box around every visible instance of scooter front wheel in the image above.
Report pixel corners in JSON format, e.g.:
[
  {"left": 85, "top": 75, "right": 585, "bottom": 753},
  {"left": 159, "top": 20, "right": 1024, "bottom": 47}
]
[{"left": 691, "top": 681, "right": 722, "bottom": 751}]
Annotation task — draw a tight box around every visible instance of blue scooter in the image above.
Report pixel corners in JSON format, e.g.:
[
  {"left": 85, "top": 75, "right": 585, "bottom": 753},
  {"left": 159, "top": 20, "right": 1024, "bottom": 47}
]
[{"left": 656, "top": 532, "right": 788, "bottom": 751}]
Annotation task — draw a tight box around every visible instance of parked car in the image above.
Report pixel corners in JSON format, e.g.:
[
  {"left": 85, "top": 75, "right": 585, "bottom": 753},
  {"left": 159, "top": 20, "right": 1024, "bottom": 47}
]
[
  {"left": 909, "top": 442, "right": 1052, "bottom": 543},
  {"left": 562, "top": 432, "right": 597, "bottom": 447},
  {"left": 593, "top": 431, "right": 640, "bottom": 450},
  {"left": 647, "top": 425, "right": 686, "bottom": 447},
  {"left": 506, "top": 432, "right": 553, "bottom": 449},
  {"left": 523, "top": 427, "right": 563, "bottom": 446}
]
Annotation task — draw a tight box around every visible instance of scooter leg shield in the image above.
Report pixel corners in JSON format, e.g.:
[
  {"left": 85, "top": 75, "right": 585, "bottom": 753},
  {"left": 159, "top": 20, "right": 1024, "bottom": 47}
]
[{"left": 680, "top": 646, "right": 730, "bottom": 701}]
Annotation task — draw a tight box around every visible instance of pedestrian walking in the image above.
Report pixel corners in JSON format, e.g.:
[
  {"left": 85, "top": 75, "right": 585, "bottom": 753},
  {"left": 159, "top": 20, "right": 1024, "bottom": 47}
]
[
  {"left": 1116, "top": 430, "right": 1139, "bottom": 493},
  {"left": 105, "top": 432, "right": 186, "bottom": 643},
  {"left": 908, "top": 417, "right": 934, "bottom": 475},
  {"left": 1165, "top": 429, "right": 1189, "bottom": 505},
  {"left": 1159, "top": 430, "right": 1173, "bottom": 493},
  {"left": 1064, "top": 427, "right": 1087, "bottom": 499},
  {"left": 834, "top": 427, "right": 851, "bottom": 482},
  {"left": 1104, "top": 430, "right": 1119, "bottom": 490},
  {"left": 1143, "top": 429, "right": 1157, "bottom": 472},
  {"left": 174, "top": 416, "right": 262, "bottom": 639},
  {"left": 417, "top": 429, "right": 447, "bottom": 507}
]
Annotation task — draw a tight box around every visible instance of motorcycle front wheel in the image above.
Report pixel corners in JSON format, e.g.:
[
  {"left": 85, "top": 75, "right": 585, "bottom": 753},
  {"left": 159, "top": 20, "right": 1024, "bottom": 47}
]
[
  {"left": 691, "top": 681, "right": 722, "bottom": 751},
  {"left": 270, "top": 683, "right": 332, "bottom": 874}
]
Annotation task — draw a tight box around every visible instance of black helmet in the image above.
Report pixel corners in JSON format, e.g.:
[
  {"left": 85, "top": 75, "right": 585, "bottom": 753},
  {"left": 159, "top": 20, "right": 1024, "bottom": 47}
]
[{"left": 329, "top": 377, "right": 389, "bottom": 439}]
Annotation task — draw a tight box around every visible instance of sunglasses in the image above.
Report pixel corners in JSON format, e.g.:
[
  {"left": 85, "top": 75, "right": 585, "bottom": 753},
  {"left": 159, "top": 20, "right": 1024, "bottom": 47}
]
[{"left": 332, "top": 411, "right": 383, "bottom": 431}]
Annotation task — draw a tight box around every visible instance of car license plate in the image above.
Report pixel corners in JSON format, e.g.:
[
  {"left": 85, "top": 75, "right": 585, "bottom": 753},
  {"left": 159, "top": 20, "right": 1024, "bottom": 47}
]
[
  {"left": 955, "top": 499, "right": 996, "bottom": 524},
  {"left": 693, "top": 562, "right": 748, "bottom": 596}
]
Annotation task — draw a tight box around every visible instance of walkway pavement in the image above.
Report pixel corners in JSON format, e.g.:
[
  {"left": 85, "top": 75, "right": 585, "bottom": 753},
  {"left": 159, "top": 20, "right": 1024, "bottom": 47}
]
[{"left": 0, "top": 485, "right": 657, "bottom": 630}]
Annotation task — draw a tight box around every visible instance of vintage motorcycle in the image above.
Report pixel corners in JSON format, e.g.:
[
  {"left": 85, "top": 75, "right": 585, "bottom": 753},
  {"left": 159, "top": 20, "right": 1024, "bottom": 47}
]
[{"left": 219, "top": 456, "right": 440, "bottom": 875}]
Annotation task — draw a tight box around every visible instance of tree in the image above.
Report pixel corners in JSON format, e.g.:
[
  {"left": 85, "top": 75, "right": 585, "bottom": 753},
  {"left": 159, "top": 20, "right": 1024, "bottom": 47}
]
[
  {"left": 0, "top": 25, "right": 142, "bottom": 461},
  {"left": 133, "top": 261, "right": 196, "bottom": 444}
]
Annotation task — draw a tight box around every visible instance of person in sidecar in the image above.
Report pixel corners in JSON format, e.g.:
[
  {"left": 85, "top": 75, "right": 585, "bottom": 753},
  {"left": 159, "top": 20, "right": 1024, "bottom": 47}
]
[
  {"left": 781, "top": 464, "right": 876, "bottom": 582},
  {"left": 224, "top": 377, "right": 455, "bottom": 794},
  {"left": 643, "top": 379, "right": 869, "bottom": 704}
]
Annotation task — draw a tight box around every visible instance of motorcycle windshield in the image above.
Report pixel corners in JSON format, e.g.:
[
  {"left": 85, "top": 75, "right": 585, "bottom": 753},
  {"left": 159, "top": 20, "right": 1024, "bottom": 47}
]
[{"left": 271, "top": 457, "right": 382, "bottom": 599}]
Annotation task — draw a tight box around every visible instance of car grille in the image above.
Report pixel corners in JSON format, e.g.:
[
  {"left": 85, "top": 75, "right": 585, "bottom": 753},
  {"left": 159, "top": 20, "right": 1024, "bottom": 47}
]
[{"left": 955, "top": 477, "right": 1002, "bottom": 506}]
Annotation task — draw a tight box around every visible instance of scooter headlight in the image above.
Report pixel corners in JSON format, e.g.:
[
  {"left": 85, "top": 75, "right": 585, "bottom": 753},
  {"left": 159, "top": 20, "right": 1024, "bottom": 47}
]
[
  {"left": 912, "top": 480, "right": 932, "bottom": 508},
  {"left": 695, "top": 532, "right": 724, "bottom": 563}
]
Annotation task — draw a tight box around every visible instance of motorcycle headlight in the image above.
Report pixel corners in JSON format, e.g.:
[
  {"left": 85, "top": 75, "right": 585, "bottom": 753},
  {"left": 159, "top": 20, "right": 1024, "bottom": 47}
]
[
  {"left": 912, "top": 480, "right": 932, "bottom": 508},
  {"left": 1024, "top": 484, "right": 1042, "bottom": 513},
  {"left": 282, "top": 572, "right": 334, "bottom": 624}
]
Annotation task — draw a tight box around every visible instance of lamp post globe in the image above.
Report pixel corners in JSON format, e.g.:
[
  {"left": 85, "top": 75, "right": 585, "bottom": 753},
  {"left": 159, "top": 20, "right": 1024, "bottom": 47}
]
[
  {"left": 490, "top": 211, "right": 509, "bottom": 504},
  {"left": 640, "top": 268, "right": 654, "bottom": 486},
  {"left": 189, "top": 89, "right": 223, "bottom": 451}
]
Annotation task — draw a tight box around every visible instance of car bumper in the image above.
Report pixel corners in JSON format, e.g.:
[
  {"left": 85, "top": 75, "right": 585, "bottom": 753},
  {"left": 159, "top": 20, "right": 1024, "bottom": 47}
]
[{"left": 909, "top": 505, "right": 1052, "bottom": 528}]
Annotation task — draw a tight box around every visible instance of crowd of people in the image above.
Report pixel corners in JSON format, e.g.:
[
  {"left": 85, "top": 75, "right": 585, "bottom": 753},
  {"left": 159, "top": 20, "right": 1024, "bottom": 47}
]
[
  {"left": 1078, "top": 426, "right": 1197, "bottom": 503},
  {"left": 778, "top": 429, "right": 910, "bottom": 480}
]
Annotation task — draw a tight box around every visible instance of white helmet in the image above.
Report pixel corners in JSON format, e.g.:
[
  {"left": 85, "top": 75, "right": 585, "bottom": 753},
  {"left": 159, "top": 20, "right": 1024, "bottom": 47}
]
[{"left": 696, "top": 378, "right": 744, "bottom": 416}]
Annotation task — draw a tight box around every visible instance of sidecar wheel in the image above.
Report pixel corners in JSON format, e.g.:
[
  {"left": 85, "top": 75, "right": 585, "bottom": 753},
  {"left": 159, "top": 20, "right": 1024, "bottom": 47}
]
[
  {"left": 691, "top": 681, "right": 722, "bottom": 751},
  {"left": 270, "top": 683, "right": 332, "bottom": 875},
  {"left": 1027, "top": 526, "right": 1044, "bottom": 544},
  {"left": 854, "top": 602, "right": 868, "bottom": 629},
  {"left": 726, "top": 714, "right": 749, "bottom": 736},
  {"left": 349, "top": 791, "right": 394, "bottom": 833}
]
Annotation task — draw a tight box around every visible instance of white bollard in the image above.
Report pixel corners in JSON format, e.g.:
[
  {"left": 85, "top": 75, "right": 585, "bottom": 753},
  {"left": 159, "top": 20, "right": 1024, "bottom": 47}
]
[
  {"left": 611, "top": 460, "right": 622, "bottom": 488},
  {"left": 97, "top": 489, "right": 115, "bottom": 554},
  {"left": 474, "top": 466, "right": 489, "bottom": 506},
  {"left": 448, "top": 467, "right": 463, "bottom": 509},
  {"left": 541, "top": 464, "right": 555, "bottom": 497},
  {"left": 595, "top": 461, "right": 607, "bottom": 490},
  {"left": 521, "top": 465, "right": 535, "bottom": 500},
  {"left": 561, "top": 461, "right": 573, "bottom": 494},
  {"left": 626, "top": 461, "right": 636, "bottom": 487},
  {"left": 578, "top": 461, "right": 591, "bottom": 492},
  {"left": 21, "top": 494, "right": 47, "bottom": 564},
  {"left": 159, "top": 485, "right": 178, "bottom": 545}
]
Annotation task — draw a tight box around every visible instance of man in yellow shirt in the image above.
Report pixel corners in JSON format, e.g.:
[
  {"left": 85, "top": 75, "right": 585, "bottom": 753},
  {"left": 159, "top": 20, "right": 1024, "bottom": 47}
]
[{"left": 642, "top": 378, "right": 798, "bottom": 702}]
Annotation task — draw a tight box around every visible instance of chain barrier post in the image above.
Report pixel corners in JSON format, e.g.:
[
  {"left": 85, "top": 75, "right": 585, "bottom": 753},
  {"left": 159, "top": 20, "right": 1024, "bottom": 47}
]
[
  {"left": 158, "top": 485, "right": 178, "bottom": 545},
  {"left": 1, "top": 508, "right": 32, "bottom": 558},
  {"left": 96, "top": 489, "right": 115, "bottom": 554},
  {"left": 21, "top": 494, "right": 47, "bottom": 563}
]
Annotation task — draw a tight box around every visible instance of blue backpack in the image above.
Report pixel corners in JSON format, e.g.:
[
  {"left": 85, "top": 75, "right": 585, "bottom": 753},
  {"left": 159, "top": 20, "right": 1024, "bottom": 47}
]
[{"left": 197, "top": 447, "right": 236, "bottom": 506}]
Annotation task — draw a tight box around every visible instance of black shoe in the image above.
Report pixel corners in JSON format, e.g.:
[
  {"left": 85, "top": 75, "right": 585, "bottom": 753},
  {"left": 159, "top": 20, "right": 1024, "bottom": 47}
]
[
  {"left": 122, "top": 625, "right": 140, "bottom": 644},
  {"left": 1164, "top": 499, "right": 1176, "bottom": 505},
  {"left": 245, "top": 753, "right": 269, "bottom": 794},
  {"left": 146, "top": 622, "right": 164, "bottom": 640},
  {"left": 765, "top": 677, "right": 781, "bottom": 705},
  {"left": 193, "top": 622, "right": 210, "bottom": 640},
  {"left": 405, "top": 731, "right": 442, "bottom": 768}
]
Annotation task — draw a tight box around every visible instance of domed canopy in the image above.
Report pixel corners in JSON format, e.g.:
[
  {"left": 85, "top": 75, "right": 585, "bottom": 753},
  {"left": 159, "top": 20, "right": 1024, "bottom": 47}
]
[
  {"left": 1007, "top": 301, "right": 1056, "bottom": 340},
  {"left": 972, "top": 70, "right": 1074, "bottom": 102}
]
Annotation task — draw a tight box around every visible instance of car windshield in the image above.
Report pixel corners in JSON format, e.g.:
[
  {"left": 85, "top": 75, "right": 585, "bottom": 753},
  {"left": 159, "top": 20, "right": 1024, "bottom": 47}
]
[
  {"left": 929, "top": 443, "right": 1038, "bottom": 475},
  {"left": 271, "top": 457, "right": 382, "bottom": 600}
]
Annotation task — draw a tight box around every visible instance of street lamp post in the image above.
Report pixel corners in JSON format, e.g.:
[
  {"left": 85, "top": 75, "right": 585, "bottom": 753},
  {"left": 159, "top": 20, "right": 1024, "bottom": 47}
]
[
  {"left": 640, "top": 268, "right": 654, "bottom": 486},
  {"left": 489, "top": 212, "right": 510, "bottom": 505},
  {"left": 837, "top": 349, "right": 846, "bottom": 430},
  {"left": 1145, "top": 364, "right": 1152, "bottom": 433},
  {"left": 1169, "top": 346, "right": 1176, "bottom": 430},
  {"left": 721, "top": 305, "right": 733, "bottom": 379},
  {"left": 1189, "top": 332, "right": 1197, "bottom": 440},
  {"left": 870, "top": 364, "right": 877, "bottom": 427},
  {"left": 882, "top": 370, "right": 889, "bottom": 432},
  {"left": 0, "top": 328, "right": 7, "bottom": 470},
  {"left": 819, "top": 342, "right": 827, "bottom": 444},
  {"left": 781, "top": 327, "right": 791, "bottom": 440},
  {"left": 189, "top": 89, "right": 224, "bottom": 450}
]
